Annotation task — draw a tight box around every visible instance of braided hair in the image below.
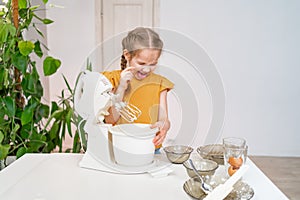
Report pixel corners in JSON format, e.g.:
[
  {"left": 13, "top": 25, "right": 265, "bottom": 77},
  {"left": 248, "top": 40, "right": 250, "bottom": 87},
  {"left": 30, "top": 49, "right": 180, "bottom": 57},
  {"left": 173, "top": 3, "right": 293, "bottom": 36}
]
[{"left": 120, "top": 27, "right": 163, "bottom": 70}]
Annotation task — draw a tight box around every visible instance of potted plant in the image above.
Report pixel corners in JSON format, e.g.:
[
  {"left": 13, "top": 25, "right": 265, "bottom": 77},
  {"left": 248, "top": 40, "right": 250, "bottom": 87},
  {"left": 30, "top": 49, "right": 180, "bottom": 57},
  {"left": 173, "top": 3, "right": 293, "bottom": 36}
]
[
  {"left": 0, "top": 0, "right": 82, "bottom": 167},
  {"left": 44, "top": 74, "right": 87, "bottom": 154}
]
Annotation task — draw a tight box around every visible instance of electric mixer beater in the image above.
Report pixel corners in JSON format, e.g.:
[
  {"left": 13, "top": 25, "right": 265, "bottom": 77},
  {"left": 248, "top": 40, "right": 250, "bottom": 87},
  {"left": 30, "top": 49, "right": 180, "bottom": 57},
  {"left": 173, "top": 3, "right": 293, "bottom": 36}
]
[{"left": 74, "top": 70, "right": 141, "bottom": 124}]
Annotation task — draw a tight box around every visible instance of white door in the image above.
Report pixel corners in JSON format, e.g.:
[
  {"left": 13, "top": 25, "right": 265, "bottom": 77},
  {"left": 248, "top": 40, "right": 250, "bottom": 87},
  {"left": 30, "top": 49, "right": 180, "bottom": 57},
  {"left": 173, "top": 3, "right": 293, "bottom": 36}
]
[{"left": 95, "top": 0, "right": 159, "bottom": 71}]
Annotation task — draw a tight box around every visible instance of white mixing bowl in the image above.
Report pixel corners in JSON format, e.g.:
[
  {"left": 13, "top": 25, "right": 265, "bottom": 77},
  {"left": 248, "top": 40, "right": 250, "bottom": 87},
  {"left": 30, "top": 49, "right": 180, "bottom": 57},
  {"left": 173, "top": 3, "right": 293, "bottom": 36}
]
[{"left": 109, "top": 123, "right": 158, "bottom": 166}]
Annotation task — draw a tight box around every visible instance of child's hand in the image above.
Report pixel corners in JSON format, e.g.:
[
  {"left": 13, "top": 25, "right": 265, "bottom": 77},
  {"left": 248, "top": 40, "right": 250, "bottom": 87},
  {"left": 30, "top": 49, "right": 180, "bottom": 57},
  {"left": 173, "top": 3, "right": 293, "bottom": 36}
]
[
  {"left": 151, "top": 120, "right": 170, "bottom": 146},
  {"left": 119, "top": 67, "right": 134, "bottom": 90}
]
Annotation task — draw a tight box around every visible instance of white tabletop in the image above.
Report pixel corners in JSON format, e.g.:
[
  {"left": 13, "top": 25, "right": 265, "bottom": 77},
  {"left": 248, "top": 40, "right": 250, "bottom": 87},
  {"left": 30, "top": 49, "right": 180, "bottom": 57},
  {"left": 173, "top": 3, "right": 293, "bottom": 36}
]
[{"left": 0, "top": 153, "right": 288, "bottom": 200}]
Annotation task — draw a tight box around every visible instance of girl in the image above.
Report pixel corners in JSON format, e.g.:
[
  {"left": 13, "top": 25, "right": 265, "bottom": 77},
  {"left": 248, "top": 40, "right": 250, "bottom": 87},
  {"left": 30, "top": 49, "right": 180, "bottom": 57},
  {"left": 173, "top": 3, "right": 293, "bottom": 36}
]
[{"left": 103, "top": 27, "right": 174, "bottom": 151}]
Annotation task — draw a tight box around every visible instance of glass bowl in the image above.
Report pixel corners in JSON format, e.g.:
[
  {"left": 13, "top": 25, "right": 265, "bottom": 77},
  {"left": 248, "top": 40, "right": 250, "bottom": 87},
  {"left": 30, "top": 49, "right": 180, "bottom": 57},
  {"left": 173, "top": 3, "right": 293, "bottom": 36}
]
[
  {"left": 163, "top": 145, "right": 193, "bottom": 164},
  {"left": 183, "top": 157, "right": 218, "bottom": 178},
  {"left": 197, "top": 144, "right": 224, "bottom": 165},
  {"left": 183, "top": 176, "right": 254, "bottom": 200}
]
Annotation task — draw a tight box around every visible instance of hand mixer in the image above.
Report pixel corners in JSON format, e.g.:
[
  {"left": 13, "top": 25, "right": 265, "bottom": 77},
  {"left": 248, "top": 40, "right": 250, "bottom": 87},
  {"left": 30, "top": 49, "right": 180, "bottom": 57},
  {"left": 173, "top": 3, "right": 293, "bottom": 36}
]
[{"left": 74, "top": 70, "right": 170, "bottom": 174}]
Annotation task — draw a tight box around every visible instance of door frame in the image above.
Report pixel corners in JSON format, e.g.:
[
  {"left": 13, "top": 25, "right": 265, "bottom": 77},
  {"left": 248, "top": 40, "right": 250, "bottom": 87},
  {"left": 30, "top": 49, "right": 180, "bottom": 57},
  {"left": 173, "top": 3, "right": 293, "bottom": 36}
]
[{"left": 94, "top": 0, "right": 160, "bottom": 46}]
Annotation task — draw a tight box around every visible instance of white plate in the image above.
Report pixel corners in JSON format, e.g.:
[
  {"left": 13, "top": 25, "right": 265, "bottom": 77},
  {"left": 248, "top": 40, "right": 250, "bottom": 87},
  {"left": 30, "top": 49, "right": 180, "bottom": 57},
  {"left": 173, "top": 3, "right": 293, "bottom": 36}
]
[{"left": 79, "top": 151, "right": 172, "bottom": 175}]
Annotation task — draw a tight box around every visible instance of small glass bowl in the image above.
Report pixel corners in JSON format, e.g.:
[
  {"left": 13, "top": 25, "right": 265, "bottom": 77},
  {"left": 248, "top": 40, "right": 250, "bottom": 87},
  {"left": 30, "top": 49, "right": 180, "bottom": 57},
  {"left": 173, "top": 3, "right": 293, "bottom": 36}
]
[
  {"left": 163, "top": 145, "right": 193, "bottom": 164},
  {"left": 183, "top": 157, "right": 218, "bottom": 178},
  {"left": 183, "top": 176, "right": 254, "bottom": 200},
  {"left": 197, "top": 144, "right": 224, "bottom": 165}
]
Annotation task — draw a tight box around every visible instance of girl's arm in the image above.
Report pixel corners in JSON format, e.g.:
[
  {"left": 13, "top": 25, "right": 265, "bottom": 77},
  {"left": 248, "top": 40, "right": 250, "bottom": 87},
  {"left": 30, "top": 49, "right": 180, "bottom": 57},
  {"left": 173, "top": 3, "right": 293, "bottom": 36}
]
[
  {"left": 152, "top": 90, "right": 171, "bottom": 146},
  {"left": 104, "top": 67, "right": 134, "bottom": 124}
]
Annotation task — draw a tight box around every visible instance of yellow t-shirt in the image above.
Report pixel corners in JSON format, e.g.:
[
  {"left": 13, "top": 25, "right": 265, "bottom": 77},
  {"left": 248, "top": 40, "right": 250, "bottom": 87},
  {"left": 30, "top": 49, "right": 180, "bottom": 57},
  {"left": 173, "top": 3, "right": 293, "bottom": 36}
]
[{"left": 102, "top": 70, "right": 174, "bottom": 125}]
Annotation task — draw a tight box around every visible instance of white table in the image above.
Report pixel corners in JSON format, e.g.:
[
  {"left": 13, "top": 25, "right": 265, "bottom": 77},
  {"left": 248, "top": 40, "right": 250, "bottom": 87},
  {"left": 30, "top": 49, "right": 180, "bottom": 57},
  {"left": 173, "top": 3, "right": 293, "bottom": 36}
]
[{"left": 0, "top": 153, "right": 288, "bottom": 200}]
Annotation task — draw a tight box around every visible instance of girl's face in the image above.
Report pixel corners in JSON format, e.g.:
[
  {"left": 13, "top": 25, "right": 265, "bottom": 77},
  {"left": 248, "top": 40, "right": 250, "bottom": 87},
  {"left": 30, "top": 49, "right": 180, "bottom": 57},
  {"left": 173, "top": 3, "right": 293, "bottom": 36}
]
[{"left": 125, "top": 48, "right": 161, "bottom": 80}]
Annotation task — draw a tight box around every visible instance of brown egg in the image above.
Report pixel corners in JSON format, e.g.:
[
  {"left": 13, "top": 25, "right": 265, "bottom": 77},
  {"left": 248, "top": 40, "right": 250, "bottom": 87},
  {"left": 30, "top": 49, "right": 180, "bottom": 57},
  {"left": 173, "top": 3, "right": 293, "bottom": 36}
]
[
  {"left": 228, "top": 166, "right": 238, "bottom": 176},
  {"left": 228, "top": 156, "right": 243, "bottom": 168}
]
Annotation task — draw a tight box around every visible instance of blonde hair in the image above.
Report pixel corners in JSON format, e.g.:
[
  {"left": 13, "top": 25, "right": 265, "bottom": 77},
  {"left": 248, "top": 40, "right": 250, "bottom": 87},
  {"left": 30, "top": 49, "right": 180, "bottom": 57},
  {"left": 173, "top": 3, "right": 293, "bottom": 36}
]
[{"left": 120, "top": 27, "right": 163, "bottom": 70}]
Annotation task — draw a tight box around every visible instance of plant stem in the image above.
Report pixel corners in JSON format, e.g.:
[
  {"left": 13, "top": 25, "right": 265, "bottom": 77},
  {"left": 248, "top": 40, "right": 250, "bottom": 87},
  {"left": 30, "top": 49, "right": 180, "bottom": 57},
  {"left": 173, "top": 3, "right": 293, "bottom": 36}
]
[
  {"left": 11, "top": 0, "right": 25, "bottom": 109},
  {"left": 8, "top": 143, "right": 24, "bottom": 154},
  {"left": 12, "top": 0, "right": 19, "bottom": 29}
]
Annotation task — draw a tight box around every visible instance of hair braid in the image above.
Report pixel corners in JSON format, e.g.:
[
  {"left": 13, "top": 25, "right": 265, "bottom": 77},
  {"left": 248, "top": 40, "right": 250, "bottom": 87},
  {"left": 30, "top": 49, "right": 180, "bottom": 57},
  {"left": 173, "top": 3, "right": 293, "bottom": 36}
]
[{"left": 120, "top": 55, "right": 127, "bottom": 70}]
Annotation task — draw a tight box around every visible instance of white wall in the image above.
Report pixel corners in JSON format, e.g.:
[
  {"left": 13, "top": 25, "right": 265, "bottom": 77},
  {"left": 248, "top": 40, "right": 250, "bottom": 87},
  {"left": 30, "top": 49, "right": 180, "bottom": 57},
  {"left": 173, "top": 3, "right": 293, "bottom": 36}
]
[
  {"left": 24, "top": 0, "right": 50, "bottom": 102},
  {"left": 44, "top": 0, "right": 300, "bottom": 156},
  {"left": 46, "top": 0, "right": 95, "bottom": 102},
  {"left": 160, "top": 0, "right": 300, "bottom": 156}
]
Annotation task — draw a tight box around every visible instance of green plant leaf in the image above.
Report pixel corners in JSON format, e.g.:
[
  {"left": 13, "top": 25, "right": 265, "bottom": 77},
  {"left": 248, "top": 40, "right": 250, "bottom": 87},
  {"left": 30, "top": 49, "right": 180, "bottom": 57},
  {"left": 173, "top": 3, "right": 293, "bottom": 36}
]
[
  {"left": 22, "top": 73, "right": 36, "bottom": 94},
  {"left": 0, "top": 22, "right": 15, "bottom": 43},
  {"left": 30, "top": 5, "right": 40, "bottom": 11},
  {"left": 52, "top": 109, "right": 64, "bottom": 120},
  {"left": 28, "top": 140, "right": 46, "bottom": 153},
  {"left": 65, "top": 148, "right": 71, "bottom": 153},
  {"left": 15, "top": 107, "right": 23, "bottom": 119},
  {"left": 20, "top": 124, "right": 30, "bottom": 139},
  {"left": 2, "top": 38, "right": 14, "bottom": 62},
  {"left": 44, "top": 109, "right": 63, "bottom": 129},
  {"left": 28, "top": 100, "right": 39, "bottom": 111},
  {"left": 43, "top": 56, "right": 61, "bottom": 76},
  {"left": 12, "top": 53, "right": 28, "bottom": 74},
  {"left": 72, "top": 131, "right": 81, "bottom": 153},
  {"left": 33, "top": 24, "right": 44, "bottom": 37},
  {"left": 19, "top": 8, "right": 34, "bottom": 28},
  {"left": 0, "top": 23, "right": 15, "bottom": 43},
  {"left": 7, "top": 23, "right": 16, "bottom": 36},
  {"left": 42, "top": 0, "right": 48, "bottom": 4},
  {"left": 59, "top": 122, "right": 65, "bottom": 152},
  {"left": 16, "top": 147, "right": 27, "bottom": 158},
  {"left": 0, "top": 68, "right": 9, "bottom": 90},
  {"left": 62, "top": 75, "right": 72, "bottom": 94},
  {"left": 85, "top": 58, "right": 93, "bottom": 71},
  {"left": 18, "top": 8, "right": 27, "bottom": 19},
  {"left": 21, "top": 107, "right": 34, "bottom": 125},
  {"left": 35, "top": 104, "right": 49, "bottom": 122},
  {"left": 77, "top": 120, "right": 87, "bottom": 151},
  {"left": 0, "top": 144, "right": 10, "bottom": 160},
  {"left": 28, "top": 76, "right": 35, "bottom": 92},
  {"left": 28, "top": 134, "right": 46, "bottom": 152},
  {"left": 0, "top": 131, "right": 4, "bottom": 143},
  {"left": 44, "top": 141, "right": 54, "bottom": 152},
  {"left": 31, "top": 62, "right": 40, "bottom": 78},
  {"left": 42, "top": 18, "right": 54, "bottom": 24},
  {"left": 51, "top": 101, "right": 59, "bottom": 114},
  {"left": 0, "top": 23, "right": 8, "bottom": 42},
  {"left": 9, "top": 123, "right": 20, "bottom": 143},
  {"left": 66, "top": 109, "right": 73, "bottom": 137},
  {"left": 3, "top": 97, "right": 15, "bottom": 117},
  {"left": 12, "top": 123, "right": 20, "bottom": 135},
  {"left": 36, "top": 80, "right": 44, "bottom": 98},
  {"left": 18, "top": 0, "right": 27, "bottom": 9},
  {"left": 0, "top": 112, "right": 5, "bottom": 125},
  {"left": 34, "top": 41, "right": 43, "bottom": 58},
  {"left": 18, "top": 41, "right": 35, "bottom": 56},
  {"left": 49, "top": 121, "right": 60, "bottom": 140}
]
